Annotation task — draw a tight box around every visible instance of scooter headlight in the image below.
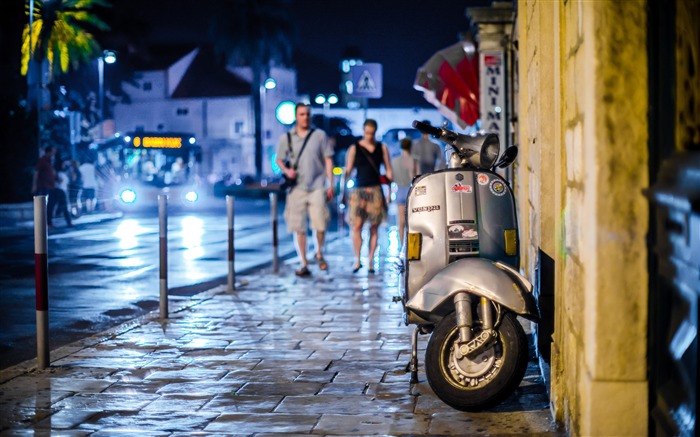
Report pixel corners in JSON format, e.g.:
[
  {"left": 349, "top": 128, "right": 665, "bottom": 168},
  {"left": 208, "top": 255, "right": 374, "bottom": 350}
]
[
  {"left": 479, "top": 134, "right": 501, "bottom": 169},
  {"left": 119, "top": 188, "right": 137, "bottom": 204}
]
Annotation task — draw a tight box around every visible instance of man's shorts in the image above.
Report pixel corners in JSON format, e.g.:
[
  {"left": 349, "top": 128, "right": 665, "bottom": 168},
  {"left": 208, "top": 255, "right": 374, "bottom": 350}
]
[
  {"left": 81, "top": 188, "right": 96, "bottom": 201},
  {"left": 284, "top": 187, "right": 329, "bottom": 233}
]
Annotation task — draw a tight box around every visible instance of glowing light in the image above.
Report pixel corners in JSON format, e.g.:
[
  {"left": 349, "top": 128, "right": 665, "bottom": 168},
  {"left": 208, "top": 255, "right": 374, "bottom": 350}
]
[
  {"left": 124, "top": 136, "right": 131, "bottom": 143},
  {"left": 264, "top": 78, "right": 277, "bottom": 90},
  {"left": 184, "top": 191, "right": 198, "bottom": 202},
  {"left": 332, "top": 167, "right": 343, "bottom": 176},
  {"left": 327, "top": 94, "right": 339, "bottom": 105},
  {"left": 189, "top": 137, "right": 196, "bottom": 144},
  {"left": 119, "top": 188, "right": 137, "bottom": 204},
  {"left": 346, "top": 179, "right": 355, "bottom": 189},
  {"left": 103, "top": 50, "right": 117, "bottom": 64},
  {"left": 314, "top": 94, "right": 326, "bottom": 105},
  {"left": 275, "top": 101, "right": 296, "bottom": 125}
]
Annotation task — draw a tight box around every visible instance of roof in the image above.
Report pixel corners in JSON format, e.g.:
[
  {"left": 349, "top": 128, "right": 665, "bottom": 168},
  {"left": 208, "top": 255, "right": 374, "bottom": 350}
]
[{"left": 171, "top": 46, "right": 251, "bottom": 98}]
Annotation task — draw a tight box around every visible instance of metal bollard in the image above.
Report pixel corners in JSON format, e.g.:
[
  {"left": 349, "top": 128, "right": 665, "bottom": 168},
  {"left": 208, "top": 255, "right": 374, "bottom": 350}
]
[
  {"left": 158, "top": 194, "right": 168, "bottom": 319},
  {"left": 226, "top": 195, "right": 235, "bottom": 291},
  {"left": 33, "top": 195, "right": 50, "bottom": 370},
  {"left": 270, "top": 192, "right": 279, "bottom": 273}
]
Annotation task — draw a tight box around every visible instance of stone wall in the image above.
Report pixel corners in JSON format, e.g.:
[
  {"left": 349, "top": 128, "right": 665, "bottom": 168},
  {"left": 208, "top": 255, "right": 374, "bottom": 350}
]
[{"left": 517, "top": 1, "right": 649, "bottom": 435}]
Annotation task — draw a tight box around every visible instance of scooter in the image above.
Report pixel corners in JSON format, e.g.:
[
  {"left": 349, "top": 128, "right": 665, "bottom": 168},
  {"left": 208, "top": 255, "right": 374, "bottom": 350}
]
[{"left": 396, "top": 120, "right": 539, "bottom": 411}]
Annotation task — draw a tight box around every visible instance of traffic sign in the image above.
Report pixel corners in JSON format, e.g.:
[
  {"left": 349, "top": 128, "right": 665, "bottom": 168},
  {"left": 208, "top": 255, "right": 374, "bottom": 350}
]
[{"left": 351, "top": 63, "right": 383, "bottom": 98}]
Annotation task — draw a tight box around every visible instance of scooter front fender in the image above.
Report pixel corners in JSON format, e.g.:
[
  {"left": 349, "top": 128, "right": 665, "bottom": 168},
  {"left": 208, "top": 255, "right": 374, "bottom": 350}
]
[{"left": 405, "top": 258, "right": 540, "bottom": 324}]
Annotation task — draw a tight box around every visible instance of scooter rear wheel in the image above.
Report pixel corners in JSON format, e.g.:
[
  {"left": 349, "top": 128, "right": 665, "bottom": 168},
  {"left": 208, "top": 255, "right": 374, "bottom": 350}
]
[{"left": 425, "top": 311, "right": 528, "bottom": 411}]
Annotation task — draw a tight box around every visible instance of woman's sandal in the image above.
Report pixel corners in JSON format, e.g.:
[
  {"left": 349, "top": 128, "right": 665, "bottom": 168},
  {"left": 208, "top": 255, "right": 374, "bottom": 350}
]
[
  {"left": 352, "top": 263, "right": 362, "bottom": 273},
  {"left": 317, "top": 257, "right": 328, "bottom": 271},
  {"left": 295, "top": 266, "right": 312, "bottom": 277}
]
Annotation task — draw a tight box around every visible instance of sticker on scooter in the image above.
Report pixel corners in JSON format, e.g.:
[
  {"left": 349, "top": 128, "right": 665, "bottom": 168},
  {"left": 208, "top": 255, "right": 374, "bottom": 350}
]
[
  {"left": 414, "top": 185, "right": 427, "bottom": 196},
  {"left": 448, "top": 224, "right": 478, "bottom": 240},
  {"left": 490, "top": 179, "right": 506, "bottom": 196},
  {"left": 411, "top": 205, "right": 440, "bottom": 213},
  {"left": 455, "top": 173, "right": 464, "bottom": 181},
  {"left": 450, "top": 183, "right": 473, "bottom": 194},
  {"left": 477, "top": 173, "right": 490, "bottom": 186}
]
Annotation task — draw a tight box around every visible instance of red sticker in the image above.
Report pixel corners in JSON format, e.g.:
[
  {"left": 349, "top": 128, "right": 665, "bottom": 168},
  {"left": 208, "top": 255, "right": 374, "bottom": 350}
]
[
  {"left": 451, "top": 184, "right": 473, "bottom": 194},
  {"left": 477, "top": 174, "right": 489, "bottom": 186}
]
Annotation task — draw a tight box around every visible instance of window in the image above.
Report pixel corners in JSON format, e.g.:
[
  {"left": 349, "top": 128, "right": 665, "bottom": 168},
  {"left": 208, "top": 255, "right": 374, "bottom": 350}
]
[
  {"left": 234, "top": 121, "right": 244, "bottom": 134},
  {"left": 142, "top": 81, "right": 152, "bottom": 91},
  {"left": 176, "top": 108, "right": 189, "bottom": 116}
]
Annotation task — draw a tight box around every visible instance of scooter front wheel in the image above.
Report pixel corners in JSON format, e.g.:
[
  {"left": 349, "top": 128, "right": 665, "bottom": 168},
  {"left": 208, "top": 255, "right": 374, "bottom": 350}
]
[{"left": 425, "top": 311, "right": 528, "bottom": 411}]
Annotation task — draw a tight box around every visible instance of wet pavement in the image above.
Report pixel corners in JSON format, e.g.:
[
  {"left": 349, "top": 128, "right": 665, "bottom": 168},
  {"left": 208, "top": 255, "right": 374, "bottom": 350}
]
[{"left": 0, "top": 234, "right": 562, "bottom": 435}]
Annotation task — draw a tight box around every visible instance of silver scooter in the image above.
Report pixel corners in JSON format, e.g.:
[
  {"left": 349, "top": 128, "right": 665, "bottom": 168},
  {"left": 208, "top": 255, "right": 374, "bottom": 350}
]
[{"left": 396, "top": 120, "right": 539, "bottom": 411}]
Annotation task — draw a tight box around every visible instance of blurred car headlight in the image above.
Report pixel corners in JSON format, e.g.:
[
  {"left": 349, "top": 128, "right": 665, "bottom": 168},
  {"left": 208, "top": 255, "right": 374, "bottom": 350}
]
[
  {"left": 184, "top": 191, "right": 198, "bottom": 203},
  {"left": 120, "top": 188, "right": 137, "bottom": 204}
]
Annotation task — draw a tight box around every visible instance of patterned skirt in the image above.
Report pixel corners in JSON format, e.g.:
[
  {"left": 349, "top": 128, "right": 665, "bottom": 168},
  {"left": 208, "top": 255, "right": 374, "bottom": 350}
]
[{"left": 346, "top": 185, "right": 387, "bottom": 226}]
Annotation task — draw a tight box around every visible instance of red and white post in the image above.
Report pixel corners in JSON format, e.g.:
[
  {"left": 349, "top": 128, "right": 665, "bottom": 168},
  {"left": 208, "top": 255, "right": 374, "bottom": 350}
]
[
  {"left": 158, "top": 194, "right": 168, "bottom": 319},
  {"left": 33, "top": 195, "right": 50, "bottom": 369},
  {"left": 226, "top": 195, "right": 235, "bottom": 291}
]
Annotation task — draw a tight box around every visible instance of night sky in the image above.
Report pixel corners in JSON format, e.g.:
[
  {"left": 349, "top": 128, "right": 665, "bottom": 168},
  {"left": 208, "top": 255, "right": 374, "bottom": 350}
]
[{"left": 107, "top": 0, "right": 491, "bottom": 107}]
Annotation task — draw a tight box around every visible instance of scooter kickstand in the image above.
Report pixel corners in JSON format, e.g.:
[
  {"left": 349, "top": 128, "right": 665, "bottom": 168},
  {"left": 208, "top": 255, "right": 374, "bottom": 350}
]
[{"left": 409, "top": 326, "right": 420, "bottom": 384}]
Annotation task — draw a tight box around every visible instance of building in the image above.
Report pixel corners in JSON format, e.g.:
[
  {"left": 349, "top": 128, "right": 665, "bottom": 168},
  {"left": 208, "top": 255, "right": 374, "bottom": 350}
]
[
  {"left": 441, "top": 1, "right": 699, "bottom": 435},
  {"left": 113, "top": 46, "right": 298, "bottom": 181}
]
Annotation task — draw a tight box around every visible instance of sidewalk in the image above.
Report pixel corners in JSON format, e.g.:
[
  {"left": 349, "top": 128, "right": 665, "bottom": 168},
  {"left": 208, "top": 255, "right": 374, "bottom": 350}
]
[{"left": 0, "top": 235, "right": 562, "bottom": 435}]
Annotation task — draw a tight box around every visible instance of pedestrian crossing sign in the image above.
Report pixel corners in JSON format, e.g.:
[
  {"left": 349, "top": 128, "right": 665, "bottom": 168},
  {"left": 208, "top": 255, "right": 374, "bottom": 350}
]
[{"left": 350, "top": 63, "right": 383, "bottom": 98}]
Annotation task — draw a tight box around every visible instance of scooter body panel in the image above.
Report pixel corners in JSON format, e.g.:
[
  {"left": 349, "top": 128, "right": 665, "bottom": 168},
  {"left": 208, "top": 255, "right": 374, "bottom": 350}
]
[
  {"left": 405, "top": 258, "right": 539, "bottom": 323},
  {"left": 403, "top": 169, "right": 520, "bottom": 306}
]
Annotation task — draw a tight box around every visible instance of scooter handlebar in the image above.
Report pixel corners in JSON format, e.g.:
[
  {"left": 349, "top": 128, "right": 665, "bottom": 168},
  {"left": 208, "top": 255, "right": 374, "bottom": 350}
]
[{"left": 412, "top": 120, "right": 442, "bottom": 137}]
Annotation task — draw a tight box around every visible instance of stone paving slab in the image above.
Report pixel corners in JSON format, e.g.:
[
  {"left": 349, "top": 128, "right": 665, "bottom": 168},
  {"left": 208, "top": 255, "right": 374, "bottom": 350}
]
[{"left": 0, "top": 238, "right": 564, "bottom": 435}]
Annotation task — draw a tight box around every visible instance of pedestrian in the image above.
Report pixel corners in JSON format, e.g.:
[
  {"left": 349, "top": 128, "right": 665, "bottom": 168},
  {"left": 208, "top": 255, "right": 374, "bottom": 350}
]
[
  {"left": 79, "top": 158, "right": 97, "bottom": 214},
  {"left": 53, "top": 160, "right": 74, "bottom": 227},
  {"left": 412, "top": 120, "right": 445, "bottom": 174},
  {"left": 344, "top": 119, "right": 393, "bottom": 273},
  {"left": 32, "top": 146, "right": 72, "bottom": 227},
  {"left": 275, "top": 103, "right": 335, "bottom": 277},
  {"left": 95, "top": 153, "right": 116, "bottom": 212},
  {"left": 390, "top": 137, "right": 418, "bottom": 246},
  {"left": 67, "top": 160, "right": 82, "bottom": 217}
]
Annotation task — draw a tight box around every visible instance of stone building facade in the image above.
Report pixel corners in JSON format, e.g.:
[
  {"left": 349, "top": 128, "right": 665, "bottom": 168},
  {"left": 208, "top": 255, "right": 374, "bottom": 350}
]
[{"left": 514, "top": 0, "right": 699, "bottom": 435}]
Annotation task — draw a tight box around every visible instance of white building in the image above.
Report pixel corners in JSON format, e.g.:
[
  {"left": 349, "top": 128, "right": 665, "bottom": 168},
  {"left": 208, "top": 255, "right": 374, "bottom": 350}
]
[{"left": 113, "top": 46, "right": 298, "bottom": 180}]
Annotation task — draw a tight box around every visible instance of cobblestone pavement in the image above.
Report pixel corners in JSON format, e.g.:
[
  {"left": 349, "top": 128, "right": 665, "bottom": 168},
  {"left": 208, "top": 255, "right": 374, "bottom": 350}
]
[{"left": 0, "top": 236, "right": 563, "bottom": 436}]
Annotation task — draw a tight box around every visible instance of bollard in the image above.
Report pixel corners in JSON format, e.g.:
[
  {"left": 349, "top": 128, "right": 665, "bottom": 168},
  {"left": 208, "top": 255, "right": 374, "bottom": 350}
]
[
  {"left": 270, "top": 192, "right": 279, "bottom": 273},
  {"left": 226, "top": 195, "right": 235, "bottom": 291},
  {"left": 34, "top": 195, "right": 50, "bottom": 369},
  {"left": 158, "top": 194, "right": 168, "bottom": 319}
]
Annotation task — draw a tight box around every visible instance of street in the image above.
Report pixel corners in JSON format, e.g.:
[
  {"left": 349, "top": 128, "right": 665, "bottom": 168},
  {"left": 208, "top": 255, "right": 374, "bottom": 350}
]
[{"left": 0, "top": 198, "right": 302, "bottom": 369}]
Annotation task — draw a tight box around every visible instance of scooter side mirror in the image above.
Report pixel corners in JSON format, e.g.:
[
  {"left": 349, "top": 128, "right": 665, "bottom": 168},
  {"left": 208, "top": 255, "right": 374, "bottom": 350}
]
[{"left": 493, "top": 146, "right": 519, "bottom": 169}]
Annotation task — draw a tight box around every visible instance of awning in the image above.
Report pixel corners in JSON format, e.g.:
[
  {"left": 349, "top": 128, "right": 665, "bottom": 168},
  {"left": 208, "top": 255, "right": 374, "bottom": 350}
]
[{"left": 414, "top": 40, "right": 479, "bottom": 129}]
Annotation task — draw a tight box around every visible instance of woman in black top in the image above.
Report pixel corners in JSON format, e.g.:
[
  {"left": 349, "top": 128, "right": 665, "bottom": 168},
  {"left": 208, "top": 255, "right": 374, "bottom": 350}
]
[{"left": 344, "top": 119, "right": 393, "bottom": 273}]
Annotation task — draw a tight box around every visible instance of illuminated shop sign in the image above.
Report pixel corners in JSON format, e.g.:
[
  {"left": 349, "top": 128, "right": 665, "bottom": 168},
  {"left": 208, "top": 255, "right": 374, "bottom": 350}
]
[{"left": 132, "top": 136, "right": 183, "bottom": 149}]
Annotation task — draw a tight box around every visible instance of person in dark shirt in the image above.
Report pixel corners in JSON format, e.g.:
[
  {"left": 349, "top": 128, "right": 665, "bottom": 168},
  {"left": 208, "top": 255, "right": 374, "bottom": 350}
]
[
  {"left": 33, "top": 146, "right": 73, "bottom": 227},
  {"left": 343, "top": 119, "right": 393, "bottom": 273}
]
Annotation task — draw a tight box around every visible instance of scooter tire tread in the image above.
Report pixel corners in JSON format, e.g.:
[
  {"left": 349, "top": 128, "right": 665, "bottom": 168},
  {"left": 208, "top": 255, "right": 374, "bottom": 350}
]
[{"left": 425, "top": 311, "right": 529, "bottom": 411}]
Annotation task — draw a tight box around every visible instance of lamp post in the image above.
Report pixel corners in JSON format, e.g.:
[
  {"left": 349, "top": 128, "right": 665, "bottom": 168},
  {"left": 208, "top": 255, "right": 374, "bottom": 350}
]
[
  {"left": 314, "top": 93, "right": 338, "bottom": 133},
  {"left": 259, "top": 78, "right": 276, "bottom": 177},
  {"left": 98, "top": 50, "right": 117, "bottom": 122}
]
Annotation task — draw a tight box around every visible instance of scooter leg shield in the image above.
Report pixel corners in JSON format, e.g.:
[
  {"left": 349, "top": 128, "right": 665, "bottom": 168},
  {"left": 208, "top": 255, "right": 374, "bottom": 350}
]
[{"left": 405, "top": 258, "right": 539, "bottom": 323}]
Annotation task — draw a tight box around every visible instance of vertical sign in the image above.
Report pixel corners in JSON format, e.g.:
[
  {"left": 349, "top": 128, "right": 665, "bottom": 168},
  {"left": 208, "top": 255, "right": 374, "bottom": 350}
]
[
  {"left": 479, "top": 53, "right": 506, "bottom": 155},
  {"left": 350, "top": 63, "right": 383, "bottom": 99}
]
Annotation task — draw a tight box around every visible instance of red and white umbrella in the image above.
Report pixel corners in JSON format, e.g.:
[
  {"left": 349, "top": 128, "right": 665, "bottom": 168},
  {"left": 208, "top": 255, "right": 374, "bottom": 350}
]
[{"left": 414, "top": 40, "right": 479, "bottom": 128}]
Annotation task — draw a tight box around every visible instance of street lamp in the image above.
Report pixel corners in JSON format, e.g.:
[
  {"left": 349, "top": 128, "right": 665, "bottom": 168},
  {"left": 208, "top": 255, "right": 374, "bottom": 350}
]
[
  {"left": 314, "top": 93, "right": 338, "bottom": 132},
  {"left": 98, "top": 50, "right": 117, "bottom": 122}
]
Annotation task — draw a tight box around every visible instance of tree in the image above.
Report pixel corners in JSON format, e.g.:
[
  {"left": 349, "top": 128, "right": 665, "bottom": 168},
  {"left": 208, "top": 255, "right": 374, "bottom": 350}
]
[
  {"left": 211, "top": 0, "right": 296, "bottom": 179},
  {"left": 21, "top": 0, "right": 110, "bottom": 113}
]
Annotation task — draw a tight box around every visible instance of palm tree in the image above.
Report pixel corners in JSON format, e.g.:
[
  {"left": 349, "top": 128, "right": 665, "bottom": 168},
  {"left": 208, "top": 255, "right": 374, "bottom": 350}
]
[
  {"left": 211, "top": 0, "right": 296, "bottom": 179},
  {"left": 21, "top": 0, "right": 110, "bottom": 112}
]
